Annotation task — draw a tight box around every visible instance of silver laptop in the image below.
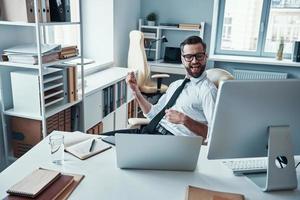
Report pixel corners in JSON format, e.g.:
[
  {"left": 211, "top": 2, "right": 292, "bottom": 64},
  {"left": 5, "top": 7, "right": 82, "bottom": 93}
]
[{"left": 115, "top": 134, "right": 203, "bottom": 171}]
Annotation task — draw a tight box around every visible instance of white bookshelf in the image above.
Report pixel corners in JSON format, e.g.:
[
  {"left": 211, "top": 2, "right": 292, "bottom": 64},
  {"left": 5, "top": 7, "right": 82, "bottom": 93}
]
[
  {"left": 139, "top": 21, "right": 205, "bottom": 60},
  {"left": 0, "top": 0, "right": 84, "bottom": 165}
]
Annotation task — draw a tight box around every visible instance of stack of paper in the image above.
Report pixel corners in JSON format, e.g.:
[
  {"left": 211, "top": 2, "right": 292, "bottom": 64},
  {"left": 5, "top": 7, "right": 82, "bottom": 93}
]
[{"left": 2, "top": 44, "right": 61, "bottom": 65}]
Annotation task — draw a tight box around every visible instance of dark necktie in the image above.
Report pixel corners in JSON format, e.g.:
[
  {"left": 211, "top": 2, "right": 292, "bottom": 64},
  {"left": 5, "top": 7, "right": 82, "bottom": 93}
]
[{"left": 142, "top": 78, "right": 190, "bottom": 134}]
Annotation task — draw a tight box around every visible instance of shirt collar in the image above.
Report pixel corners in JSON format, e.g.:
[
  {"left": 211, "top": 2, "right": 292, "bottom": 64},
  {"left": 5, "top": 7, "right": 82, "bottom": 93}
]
[{"left": 188, "top": 71, "right": 207, "bottom": 84}]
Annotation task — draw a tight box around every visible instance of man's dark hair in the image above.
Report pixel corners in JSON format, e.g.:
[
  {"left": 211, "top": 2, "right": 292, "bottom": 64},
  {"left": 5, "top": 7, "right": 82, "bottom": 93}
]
[{"left": 180, "top": 36, "right": 206, "bottom": 53}]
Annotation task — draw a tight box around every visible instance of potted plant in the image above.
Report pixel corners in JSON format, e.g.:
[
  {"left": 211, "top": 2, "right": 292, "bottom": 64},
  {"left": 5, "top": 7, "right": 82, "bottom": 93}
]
[{"left": 146, "top": 12, "right": 157, "bottom": 26}]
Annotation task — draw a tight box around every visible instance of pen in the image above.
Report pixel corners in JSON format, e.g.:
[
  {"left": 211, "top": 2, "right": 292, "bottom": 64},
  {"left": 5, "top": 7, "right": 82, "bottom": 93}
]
[{"left": 89, "top": 139, "right": 96, "bottom": 152}]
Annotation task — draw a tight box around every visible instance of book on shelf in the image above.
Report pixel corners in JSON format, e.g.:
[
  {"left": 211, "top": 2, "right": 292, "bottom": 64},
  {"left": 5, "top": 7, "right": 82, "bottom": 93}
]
[
  {"left": 178, "top": 23, "right": 201, "bottom": 29},
  {"left": 62, "top": 131, "right": 112, "bottom": 160},
  {"left": 5, "top": 168, "right": 84, "bottom": 200},
  {"left": 185, "top": 185, "right": 245, "bottom": 200},
  {"left": 6, "top": 168, "right": 61, "bottom": 198}
]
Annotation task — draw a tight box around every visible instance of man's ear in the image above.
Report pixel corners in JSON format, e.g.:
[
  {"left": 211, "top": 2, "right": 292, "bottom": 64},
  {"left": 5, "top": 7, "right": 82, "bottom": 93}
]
[{"left": 181, "top": 56, "right": 185, "bottom": 64}]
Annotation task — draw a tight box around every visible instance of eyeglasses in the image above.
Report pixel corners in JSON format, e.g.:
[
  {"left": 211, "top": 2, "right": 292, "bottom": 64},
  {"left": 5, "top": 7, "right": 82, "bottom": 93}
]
[{"left": 182, "top": 53, "right": 206, "bottom": 62}]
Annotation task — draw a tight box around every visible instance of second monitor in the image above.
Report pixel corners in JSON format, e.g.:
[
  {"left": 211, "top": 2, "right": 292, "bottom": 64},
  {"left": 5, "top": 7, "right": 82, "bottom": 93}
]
[{"left": 207, "top": 79, "right": 300, "bottom": 191}]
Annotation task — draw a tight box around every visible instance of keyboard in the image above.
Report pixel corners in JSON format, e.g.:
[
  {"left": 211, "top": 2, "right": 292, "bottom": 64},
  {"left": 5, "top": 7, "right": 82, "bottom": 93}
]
[{"left": 222, "top": 158, "right": 267, "bottom": 175}]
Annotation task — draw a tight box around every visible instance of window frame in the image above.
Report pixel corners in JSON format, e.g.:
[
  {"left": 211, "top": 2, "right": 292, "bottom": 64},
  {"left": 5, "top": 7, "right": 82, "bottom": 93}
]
[{"left": 214, "top": 0, "right": 296, "bottom": 59}]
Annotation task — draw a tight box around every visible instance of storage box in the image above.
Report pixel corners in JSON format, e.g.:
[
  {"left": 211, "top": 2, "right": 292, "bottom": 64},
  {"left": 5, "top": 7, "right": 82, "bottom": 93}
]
[{"left": 11, "top": 117, "right": 42, "bottom": 158}]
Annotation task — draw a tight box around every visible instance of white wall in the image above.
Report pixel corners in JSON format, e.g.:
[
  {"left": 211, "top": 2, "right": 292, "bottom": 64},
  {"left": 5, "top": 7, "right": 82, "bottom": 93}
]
[
  {"left": 82, "top": 0, "right": 113, "bottom": 64},
  {"left": 113, "top": 0, "right": 141, "bottom": 67}
]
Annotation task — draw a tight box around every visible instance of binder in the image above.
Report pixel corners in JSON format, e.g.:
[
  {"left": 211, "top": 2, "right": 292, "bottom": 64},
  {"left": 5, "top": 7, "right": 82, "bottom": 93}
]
[
  {"left": 1, "top": 0, "right": 42, "bottom": 23},
  {"left": 292, "top": 41, "right": 300, "bottom": 62},
  {"left": 64, "top": 0, "right": 71, "bottom": 22},
  {"left": 41, "top": 0, "right": 51, "bottom": 22},
  {"left": 73, "top": 66, "right": 78, "bottom": 101},
  {"left": 49, "top": 0, "right": 71, "bottom": 22},
  {"left": 67, "top": 66, "right": 75, "bottom": 103}
]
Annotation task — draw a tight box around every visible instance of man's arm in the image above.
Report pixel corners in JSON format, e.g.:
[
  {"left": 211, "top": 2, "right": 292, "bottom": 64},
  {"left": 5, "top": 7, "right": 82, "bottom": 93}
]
[
  {"left": 165, "top": 109, "right": 208, "bottom": 138},
  {"left": 126, "top": 72, "right": 152, "bottom": 114}
]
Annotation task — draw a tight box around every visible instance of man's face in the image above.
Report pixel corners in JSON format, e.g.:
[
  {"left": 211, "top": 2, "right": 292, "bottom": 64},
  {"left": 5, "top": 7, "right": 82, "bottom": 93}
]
[{"left": 181, "top": 43, "right": 207, "bottom": 78}]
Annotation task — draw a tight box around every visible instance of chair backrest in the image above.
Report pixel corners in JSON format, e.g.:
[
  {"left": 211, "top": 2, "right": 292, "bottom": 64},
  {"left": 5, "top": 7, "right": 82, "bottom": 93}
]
[
  {"left": 128, "top": 30, "right": 151, "bottom": 88},
  {"left": 206, "top": 68, "right": 234, "bottom": 88}
]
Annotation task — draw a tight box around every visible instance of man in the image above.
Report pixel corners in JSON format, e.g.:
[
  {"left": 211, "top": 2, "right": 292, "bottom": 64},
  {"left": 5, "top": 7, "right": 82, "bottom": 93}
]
[{"left": 127, "top": 35, "right": 217, "bottom": 139}]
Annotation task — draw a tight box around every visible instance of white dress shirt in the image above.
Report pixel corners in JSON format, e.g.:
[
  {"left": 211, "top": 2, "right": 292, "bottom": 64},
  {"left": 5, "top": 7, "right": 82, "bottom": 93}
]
[{"left": 144, "top": 71, "right": 217, "bottom": 137}]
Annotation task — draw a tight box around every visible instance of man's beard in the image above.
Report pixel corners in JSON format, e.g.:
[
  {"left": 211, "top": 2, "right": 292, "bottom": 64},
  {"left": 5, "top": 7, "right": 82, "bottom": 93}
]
[{"left": 185, "top": 63, "right": 206, "bottom": 78}]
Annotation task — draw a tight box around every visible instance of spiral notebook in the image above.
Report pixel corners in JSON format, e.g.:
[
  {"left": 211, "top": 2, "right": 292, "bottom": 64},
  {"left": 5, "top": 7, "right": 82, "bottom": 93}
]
[{"left": 6, "top": 169, "right": 61, "bottom": 198}]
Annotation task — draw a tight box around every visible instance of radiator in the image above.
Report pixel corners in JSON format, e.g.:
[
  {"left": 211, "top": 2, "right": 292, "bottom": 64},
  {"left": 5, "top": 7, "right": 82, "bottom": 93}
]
[{"left": 233, "top": 69, "right": 288, "bottom": 80}]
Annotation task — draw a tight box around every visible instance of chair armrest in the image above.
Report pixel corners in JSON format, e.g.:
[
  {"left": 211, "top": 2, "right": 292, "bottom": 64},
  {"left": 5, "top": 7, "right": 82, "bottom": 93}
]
[
  {"left": 128, "top": 117, "right": 150, "bottom": 129},
  {"left": 151, "top": 74, "right": 170, "bottom": 79}
]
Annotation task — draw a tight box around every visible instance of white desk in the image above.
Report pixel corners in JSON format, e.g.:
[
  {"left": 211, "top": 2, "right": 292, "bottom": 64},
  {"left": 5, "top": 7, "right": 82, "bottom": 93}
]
[
  {"left": 0, "top": 133, "right": 299, "bottom": 199},
  {"left": 149, "top": 60, "right": 186, "bottom": 75}
]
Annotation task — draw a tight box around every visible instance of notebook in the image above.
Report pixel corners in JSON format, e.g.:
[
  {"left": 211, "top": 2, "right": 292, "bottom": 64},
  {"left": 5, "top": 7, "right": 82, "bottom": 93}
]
[
  {"left": 115, "top": 134, "right": 202, "bottom": 171},
  {"left": 163, "top": 47, "right": 182, "bottom": 64},
  {"left": 5, "top": 175, "right": 74, "bottom": 200},
  {"left": 65, "top": 138, "right": 112, "bottom": 160},
  {"left": 6, "top": 169, "right": 61, "bottom": 198},
  {"left": 185, "top": 185, "right": 245, "bottom": 200}
]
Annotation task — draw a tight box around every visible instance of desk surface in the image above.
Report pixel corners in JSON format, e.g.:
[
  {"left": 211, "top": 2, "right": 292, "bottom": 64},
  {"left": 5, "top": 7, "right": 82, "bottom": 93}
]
[{"left": 0, "top": 133, "right": 299, "bottom": 200}]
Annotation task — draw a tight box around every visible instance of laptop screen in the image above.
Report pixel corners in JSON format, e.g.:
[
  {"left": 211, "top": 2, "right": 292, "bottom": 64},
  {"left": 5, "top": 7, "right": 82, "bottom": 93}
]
[{"left": 163, "top": 47, "right": 182, "bottom": 64}]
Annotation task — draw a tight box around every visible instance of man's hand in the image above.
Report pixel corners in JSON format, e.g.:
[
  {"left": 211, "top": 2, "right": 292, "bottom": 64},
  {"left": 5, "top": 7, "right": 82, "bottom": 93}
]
[
  {"left": 126, "top": 72, "right": 140, "bottom": 96},
  {"left": 165, "top": 109, "right": 185, "bottom": 124}
]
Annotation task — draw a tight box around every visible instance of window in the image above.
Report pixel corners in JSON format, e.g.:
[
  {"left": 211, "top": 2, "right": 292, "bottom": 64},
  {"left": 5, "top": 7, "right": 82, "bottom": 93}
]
[{"left": 215, "top": 0, "right": 300, "bottom": 58}]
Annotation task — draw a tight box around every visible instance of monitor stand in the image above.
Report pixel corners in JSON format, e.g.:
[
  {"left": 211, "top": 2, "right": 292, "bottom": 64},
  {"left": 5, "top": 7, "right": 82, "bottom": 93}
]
[{"left": 246, "top": 126, "right": 298, "bottom": 191}]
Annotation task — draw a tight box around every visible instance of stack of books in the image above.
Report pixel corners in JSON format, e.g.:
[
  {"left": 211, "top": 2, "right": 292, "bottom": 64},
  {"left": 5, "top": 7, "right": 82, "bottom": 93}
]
[
  {"left": 4, "top": 168, "right": 84, "bottom": 200},
  {"left": 59, "top": 45, "right": 79, "bottom": 59},
  {"left": 2, "top": 44, "right": 61, "bottom": 65},
  {"left": 179, "top": 23, "right": 201, "bottom": 29}
]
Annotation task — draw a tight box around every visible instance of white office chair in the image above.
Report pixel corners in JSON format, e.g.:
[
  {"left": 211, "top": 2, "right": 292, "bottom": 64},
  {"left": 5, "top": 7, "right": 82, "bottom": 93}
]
[{"left": 128, "top": 30, "right": 169, "bottom": 99}]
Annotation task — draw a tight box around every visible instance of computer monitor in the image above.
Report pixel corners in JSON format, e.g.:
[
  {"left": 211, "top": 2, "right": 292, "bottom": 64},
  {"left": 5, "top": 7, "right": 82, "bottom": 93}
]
[
  {"left": 207, "top": 79, "right": 300, "bottom": 191},
  {"left": 163, "top": 47, "right": 181, "bottom": 64}
]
